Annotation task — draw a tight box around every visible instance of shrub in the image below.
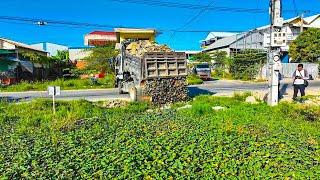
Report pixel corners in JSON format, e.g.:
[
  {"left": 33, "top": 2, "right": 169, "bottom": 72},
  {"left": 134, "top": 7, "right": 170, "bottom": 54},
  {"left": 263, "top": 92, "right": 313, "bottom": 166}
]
[{"left": 187, "top": 75, "right": 203, "bottom": 85}]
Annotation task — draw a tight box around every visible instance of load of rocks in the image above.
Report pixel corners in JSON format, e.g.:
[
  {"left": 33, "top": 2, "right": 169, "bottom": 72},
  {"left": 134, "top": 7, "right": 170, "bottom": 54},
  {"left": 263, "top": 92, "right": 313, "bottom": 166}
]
[
  {"left": 126, "top": 40, "right": 172, "bottom": 57},
  {"left": 144, "top": 77, "right": 188, "bottom": 106}
]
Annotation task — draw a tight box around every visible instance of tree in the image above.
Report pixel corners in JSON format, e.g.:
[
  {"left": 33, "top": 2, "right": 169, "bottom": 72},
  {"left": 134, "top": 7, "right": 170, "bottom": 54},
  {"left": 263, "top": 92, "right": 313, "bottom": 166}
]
[
  {"left": 289, "top": 28, "right": 320, "bottom": 62},
  {"left": 83, "top": 46, "right": 119, "bottom": 73},
  {"left": 53, "top": 50, "right": 69, "bottom": 60},
  {"left": 192, "top": 52, "right": 212, "bottom": 63}
]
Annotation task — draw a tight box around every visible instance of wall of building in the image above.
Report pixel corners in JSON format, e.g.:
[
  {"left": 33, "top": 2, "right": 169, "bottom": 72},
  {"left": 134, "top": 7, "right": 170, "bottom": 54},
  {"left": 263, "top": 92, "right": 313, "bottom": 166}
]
[
  {"left": 69, "top": 48, "right": 92, "bottom": 62},
  {"left": 0, "top": 40, "right": 16, "bottom": 49},
  {"left": 31, "top": 43, "right": 68, "bottom": 56}
]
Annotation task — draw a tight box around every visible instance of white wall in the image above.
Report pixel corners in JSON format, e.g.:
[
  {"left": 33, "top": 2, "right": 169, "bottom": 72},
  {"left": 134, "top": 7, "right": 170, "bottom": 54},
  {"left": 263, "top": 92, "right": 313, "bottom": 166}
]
[
  {"left": 30, "top": 43, "right": 68, "bottom": 56},
  {"left": 69, "top": 48, "right": 92, "bottom": 62},
  {"left": 0, "top": 40, "right": 16, "bottom": 49}
]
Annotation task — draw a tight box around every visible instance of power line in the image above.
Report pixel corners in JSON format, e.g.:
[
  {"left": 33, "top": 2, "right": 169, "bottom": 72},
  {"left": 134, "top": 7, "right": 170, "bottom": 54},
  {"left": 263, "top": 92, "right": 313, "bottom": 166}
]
[
  {"left": 168, "top": 0, "right": 216, "bottom": 45},
  {"left": 0, "top": 15, "right": 247, "bottom": 33},
  {"left": 110, "top": 0, "right": 313, "bottom": 14}
]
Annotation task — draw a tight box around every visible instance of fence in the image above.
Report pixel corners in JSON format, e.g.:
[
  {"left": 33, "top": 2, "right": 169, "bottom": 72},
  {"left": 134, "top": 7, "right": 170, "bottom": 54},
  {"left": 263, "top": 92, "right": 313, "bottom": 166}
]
[{"left": 260, "top": 63, "right": 319, "bottom": 79}]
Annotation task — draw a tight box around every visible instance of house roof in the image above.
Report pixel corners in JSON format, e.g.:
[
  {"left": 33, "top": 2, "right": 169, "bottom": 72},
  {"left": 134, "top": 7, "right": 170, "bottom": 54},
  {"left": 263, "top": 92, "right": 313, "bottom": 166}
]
[
  {"left": 203, "top": 32, "right": 237, "bottom": 41},
  {"left": 0, "top": 38, "right": 48, "bottom": 53},
  {"left": 114, "top": 28, "right": 157, "bottom": 34},
  {"left": 203, "top": 34, "right": 245, "bottom": 52},
  {"left": 88, "top": 31, "right": 116, "bottom": 36},
  {"left": 304, "top": 14, "right": 320, "bottom": 24}
]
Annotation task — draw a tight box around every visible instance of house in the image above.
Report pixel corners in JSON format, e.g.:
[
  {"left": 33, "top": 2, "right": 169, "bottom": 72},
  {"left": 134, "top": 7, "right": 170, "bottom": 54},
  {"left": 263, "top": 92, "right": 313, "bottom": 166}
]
[
  {"left": 200, "top": 32, "right": 237, "bottom": 49},
  {"left": 202, "top": 14, "right": 320, "bottom": 62},
  {"left": 0, "top": 38, "right": 49, "bottom": 83},
  {"left": 114, "top": 28, "right": 157, "bottom": 43},
  {"left": 84, "top": 28, "right": 158, "bottom": 47},
  {"left": 176, "top": 50, "right": 201, "bottom": 61},
  {"left": 84, "top": 31, "right": 117, "bottom": 46},
  {"left": 68, "top": 47, "right": 92, "bottom": 69},
  {"left": 30, "top": 42, "right": 68, "bottom": 57}
]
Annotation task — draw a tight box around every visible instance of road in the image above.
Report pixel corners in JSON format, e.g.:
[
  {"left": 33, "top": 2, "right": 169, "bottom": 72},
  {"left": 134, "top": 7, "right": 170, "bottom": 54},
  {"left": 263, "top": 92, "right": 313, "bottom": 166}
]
[{"left": 1, "top": 79, "right": 319, "bottom": 102}]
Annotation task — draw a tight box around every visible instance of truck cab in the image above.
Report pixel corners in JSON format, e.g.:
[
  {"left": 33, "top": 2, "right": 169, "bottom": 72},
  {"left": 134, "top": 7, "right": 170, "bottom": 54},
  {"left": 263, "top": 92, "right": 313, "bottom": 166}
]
[{"left": 194, "top": 63, "right": 211, "bottom": 80}]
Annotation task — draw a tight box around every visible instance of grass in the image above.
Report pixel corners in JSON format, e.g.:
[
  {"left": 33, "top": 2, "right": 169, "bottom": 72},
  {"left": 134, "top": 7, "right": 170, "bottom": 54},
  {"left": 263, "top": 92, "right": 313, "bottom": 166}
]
[
  {"left": 0, "top": 74, "right": 115, "bottom": 92},
  {"left": 0, "top": 96, "right": 319, "bottom": 179},
  {"left": 187, "top": 74, "right": 203, "bottom": 85}
]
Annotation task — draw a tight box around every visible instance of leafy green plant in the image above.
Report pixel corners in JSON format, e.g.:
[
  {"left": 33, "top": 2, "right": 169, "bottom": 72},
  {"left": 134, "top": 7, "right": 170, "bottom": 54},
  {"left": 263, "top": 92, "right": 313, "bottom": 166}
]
[
  {"left": 0, "top": 97, "right": 319, "bottom": 179},
  {"left": 187, "top": 75, "right": 203, "bottom": 85}
]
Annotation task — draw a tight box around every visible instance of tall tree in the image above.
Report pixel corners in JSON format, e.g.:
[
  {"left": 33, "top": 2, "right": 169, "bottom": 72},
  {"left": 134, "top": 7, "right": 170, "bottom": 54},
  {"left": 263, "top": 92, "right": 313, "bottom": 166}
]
[
  {"left": 192, "top": 52, "right": 212, "bottom": 63},
  {"left": 289, "top": 28, "right": 320, "bottom": 62},
  {"left": 83, "top": 46, "right": 119, "bottom": 73}
]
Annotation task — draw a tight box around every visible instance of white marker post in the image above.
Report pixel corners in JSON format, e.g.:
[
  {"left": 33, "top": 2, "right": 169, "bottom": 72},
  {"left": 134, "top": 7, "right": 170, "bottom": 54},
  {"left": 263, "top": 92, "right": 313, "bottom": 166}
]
[{"left": 48, "top": 86, "right": 61, "bottom": 114}]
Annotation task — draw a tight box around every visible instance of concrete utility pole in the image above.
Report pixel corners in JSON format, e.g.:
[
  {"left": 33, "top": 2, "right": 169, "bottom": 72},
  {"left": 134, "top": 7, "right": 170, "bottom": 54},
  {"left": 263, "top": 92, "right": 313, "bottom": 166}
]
[
  {"left": 300, "top": 12, "right": 304, "bottom": 33},
  {"left": 268, "top": 0, "right": 284, "bottom": 106}
]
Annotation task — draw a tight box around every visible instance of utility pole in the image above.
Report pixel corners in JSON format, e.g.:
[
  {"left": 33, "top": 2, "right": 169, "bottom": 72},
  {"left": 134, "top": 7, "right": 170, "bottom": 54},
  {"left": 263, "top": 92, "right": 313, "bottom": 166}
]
[
  {"left": 268, "top": 0, "right": 284, "bottom": 106},
  {"left": 300, "top": 12, "right": 304, "bottom": 33}
]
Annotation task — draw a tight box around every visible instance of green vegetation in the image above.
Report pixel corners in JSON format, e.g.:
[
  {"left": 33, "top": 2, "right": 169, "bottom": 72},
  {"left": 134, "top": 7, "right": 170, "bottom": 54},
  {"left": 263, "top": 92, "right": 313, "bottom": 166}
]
[
  {"left": 83, "top": 45, "right": 119, "bottom": 73},
  {"left": 0, "top": 96, "right": 319, "bottom": 179},
  {"left": 187, "top": 74, "right": 203, "bottom": 85},
  {"left": 230, "top": 50, "right": 267, "bottom": 80},
  {"left": 0, "top": 74, "right": 115, "bottom": 92},
  {"left": 191, "top": 52, "right": 212, "bottom": 63},
  {"left": 289, "top": 28, "right": 320, "bottom": 62}
]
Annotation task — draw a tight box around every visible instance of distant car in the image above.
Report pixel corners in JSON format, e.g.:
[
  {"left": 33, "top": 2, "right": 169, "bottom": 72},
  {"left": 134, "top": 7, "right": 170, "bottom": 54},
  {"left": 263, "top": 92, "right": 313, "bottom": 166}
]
[{"left": 194, "top": 63, "right": 211, "bottom": 80}]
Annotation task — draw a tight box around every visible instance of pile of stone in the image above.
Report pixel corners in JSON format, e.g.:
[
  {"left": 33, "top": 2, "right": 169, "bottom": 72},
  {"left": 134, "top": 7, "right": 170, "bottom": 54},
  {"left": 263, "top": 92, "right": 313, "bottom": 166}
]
[
  {"left": 144, "top": 77, "right": 188, "bottom": 106},
  {"left": 126, "top": 40, "right": 172, "bottom": 57},
  {"left": 98, "top": 100, "right": 128, "bottom": 108}
]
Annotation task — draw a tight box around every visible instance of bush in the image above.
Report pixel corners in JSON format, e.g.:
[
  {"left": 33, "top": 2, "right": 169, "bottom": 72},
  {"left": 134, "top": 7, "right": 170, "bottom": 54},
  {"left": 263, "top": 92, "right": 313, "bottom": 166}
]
[{"left": 187, "top": 75, "right": 203, "bottom": 85}]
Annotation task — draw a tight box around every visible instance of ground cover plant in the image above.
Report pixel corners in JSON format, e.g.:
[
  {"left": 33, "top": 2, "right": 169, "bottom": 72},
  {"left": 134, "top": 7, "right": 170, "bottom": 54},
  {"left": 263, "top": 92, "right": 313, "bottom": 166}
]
[
  {"left": 187, "top": 74, "right": 203, "bottom": 85},
  {"left": 0, "top": 74, "right": 115, "bottom": 92},
  {"left": 0, "top": 95, "right": 319, "bottom": 179}
]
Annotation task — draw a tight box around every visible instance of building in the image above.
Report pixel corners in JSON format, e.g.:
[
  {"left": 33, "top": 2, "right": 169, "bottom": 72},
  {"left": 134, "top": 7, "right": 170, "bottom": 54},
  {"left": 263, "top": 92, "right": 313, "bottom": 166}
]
[
  {"left": 68, "top": 47, "right": 92, "bottom": 69},
  {"left": 0, "top": 38, "right": 49, "bottom": 83},
  {"left": 200, "top": 32, "right": 237, "bottom": 49},
  {"left": 114, "top": 28, "right": 157, "bottom": 43},
  {"left": 176, "top": 50, "right": 200, "bottom": 61},
  {"left": 0, "top": 38, "right": 48, "bottom": 57},
  {"left": 84, "top": 31, "right": 117, "bottom": 46},
  {"left": 30, "top": 42, "right": 68, "bottom": 57},
  {"left": 202, "top": 14, "right": 320, "bottom": 62},
  {"left": 84, "top": 28, "right": 158, "bottom": 47}
]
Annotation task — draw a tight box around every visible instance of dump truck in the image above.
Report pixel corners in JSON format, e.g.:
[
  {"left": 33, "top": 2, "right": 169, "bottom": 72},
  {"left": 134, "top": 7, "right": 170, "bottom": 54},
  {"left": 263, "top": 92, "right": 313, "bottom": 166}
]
[{"left": 115, "top": 40, "right": 188, "bottom": 103}]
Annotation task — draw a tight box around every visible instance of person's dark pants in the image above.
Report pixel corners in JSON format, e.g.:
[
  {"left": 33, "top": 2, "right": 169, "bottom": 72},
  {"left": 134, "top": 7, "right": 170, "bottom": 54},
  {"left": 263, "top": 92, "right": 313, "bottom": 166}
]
[{"left": 293, "top": 84, "right": 305, "bottom": 100}]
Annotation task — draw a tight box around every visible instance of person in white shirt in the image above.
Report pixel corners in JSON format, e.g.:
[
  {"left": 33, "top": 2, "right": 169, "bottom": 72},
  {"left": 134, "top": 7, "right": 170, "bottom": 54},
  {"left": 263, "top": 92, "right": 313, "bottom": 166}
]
[{"left": 292, "top": 64, "right": 308, "bottom": 101}]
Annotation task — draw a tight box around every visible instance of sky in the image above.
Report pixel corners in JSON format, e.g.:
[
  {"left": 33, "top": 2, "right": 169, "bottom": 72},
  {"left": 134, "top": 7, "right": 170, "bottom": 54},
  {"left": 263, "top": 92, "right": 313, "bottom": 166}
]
[{"left": 0, "top": 0, "right": 319, "bottom": 51}]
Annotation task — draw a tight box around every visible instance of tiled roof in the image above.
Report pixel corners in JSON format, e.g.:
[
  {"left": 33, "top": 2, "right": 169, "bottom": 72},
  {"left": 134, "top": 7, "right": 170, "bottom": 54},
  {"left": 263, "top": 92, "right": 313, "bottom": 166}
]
[{"left": 88, "top": 31, "right": 116, "bottom": 36}]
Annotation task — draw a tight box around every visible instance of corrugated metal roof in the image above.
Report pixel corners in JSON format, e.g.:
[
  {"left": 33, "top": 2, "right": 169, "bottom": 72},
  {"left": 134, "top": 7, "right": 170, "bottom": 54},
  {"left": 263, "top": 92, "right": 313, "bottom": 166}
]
[
  {"left": 203, "top": 34, "right": 245, "bottom": 52},
  {"left": 304, "top": 14, "right": 320, "bottom": 24},
  {"left": 203, "top": 32, "right": 237, "bottom": 41},
  {"left": 0, "top": 38, "right": 48, "bottom": 53}
]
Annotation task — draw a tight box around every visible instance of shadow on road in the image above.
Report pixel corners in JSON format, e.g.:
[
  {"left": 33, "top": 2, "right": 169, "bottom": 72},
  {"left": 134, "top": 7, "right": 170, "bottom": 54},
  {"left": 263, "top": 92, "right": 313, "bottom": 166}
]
[{"left": 188, "top": 87, "right": 216, "bottom": 98}]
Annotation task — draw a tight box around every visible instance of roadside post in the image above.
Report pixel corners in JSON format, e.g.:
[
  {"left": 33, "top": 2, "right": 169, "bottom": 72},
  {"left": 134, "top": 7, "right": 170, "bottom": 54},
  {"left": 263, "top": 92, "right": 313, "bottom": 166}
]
[
  {"left": 267, "top": 0, "right": 285, "bottom": 106},
  {"left": 48, "top": 86, "right": 61, "bottom": 114}
]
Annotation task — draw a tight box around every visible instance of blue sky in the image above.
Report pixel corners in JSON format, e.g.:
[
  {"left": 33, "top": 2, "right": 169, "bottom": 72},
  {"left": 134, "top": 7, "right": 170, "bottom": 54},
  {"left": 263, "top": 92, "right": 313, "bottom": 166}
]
[{"left": 0, "top": 0, "right": 319, "bottom": 50}]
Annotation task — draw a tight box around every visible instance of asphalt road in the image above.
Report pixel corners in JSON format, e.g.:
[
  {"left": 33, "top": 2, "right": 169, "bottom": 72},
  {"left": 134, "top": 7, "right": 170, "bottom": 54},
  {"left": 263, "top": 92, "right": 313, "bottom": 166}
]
[{"left": 1, "top": 79, "right": 319, "bottom": 102}]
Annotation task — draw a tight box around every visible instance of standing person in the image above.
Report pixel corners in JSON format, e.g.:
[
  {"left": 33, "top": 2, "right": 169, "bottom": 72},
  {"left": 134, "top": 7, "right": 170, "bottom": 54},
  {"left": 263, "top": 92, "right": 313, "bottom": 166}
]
[{"left": 292, "top": 64, "right": 308, "bottom": 101}]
